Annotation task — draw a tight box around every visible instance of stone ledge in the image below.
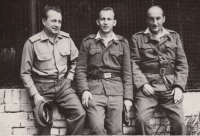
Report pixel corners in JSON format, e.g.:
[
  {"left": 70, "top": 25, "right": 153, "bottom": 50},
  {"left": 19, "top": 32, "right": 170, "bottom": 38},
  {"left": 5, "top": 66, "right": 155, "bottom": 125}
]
[{"left": 0, "top": 89, "right": 200, "bottom": 135}]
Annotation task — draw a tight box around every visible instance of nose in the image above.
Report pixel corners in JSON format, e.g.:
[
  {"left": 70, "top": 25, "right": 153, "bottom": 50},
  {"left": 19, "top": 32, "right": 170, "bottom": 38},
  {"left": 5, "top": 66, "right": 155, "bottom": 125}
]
[
  {"left": 104, "top": 19, "right": 108, "bottom": 25},
  {"left": 153, "top": 19, "right": 157, "bottom": 25},
  {"left": 54, "top": 21, "right": 60, "bottom": 27}
]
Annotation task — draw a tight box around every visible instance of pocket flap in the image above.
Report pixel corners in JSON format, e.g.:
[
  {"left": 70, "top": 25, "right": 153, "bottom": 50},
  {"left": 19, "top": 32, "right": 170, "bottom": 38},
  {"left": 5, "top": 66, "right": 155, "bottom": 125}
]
[
  {"left": 165, "top": 43, "right": 177, "bottom": 49},
  {"left": 37, "top": 54, "right": 51, "bottom": 61},
  {"left": 60, "top": 50, "right": 70, "bottom": 56},
  {"left": 89, "top": 48, "right": 101, "bottom": 55},
  {"left": 139, "top": 44, "right": 151, "bottom": 49},
  {"left": 110, "top": 50, "right": 123, "bottom": 57}
]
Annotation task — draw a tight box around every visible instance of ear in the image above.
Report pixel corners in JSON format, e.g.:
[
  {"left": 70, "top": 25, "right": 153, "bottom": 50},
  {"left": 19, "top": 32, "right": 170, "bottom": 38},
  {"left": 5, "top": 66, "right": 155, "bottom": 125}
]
[
  {"left": 163, "top": 16, "right": 166, "bottom": 23},
  {"left": 96, "top": 19, "right": 99, "bottom": 26},
  {"left": 42, "top": 18, "right": 46, "bottom": 26},
  {"left": 113, "top": 20, "right": 117, "bottom": 26}
]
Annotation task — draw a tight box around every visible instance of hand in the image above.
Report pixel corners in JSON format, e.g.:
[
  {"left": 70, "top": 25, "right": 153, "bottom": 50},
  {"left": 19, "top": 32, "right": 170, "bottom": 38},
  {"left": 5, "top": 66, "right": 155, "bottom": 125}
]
[
  {"left": 142, "top": 84, "right": 155, "bottom": 96},
  {"left": 171, "top": 87, "right": 183, "bottom": 103},
  {"left": 82, "top": 91, "right": 93, "bottom": 108},
  {"left": 124, "top": 99, "right": 132, "bottom": 111},
  {"left": 33, "top": 93, "right": 45, "bottom": 106}
]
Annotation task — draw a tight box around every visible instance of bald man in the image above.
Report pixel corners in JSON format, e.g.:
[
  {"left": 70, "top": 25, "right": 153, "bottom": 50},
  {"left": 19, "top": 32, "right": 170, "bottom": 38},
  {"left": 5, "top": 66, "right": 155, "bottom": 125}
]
[{"left": 130, "top": 5, "right": 188, "bottom": 135}]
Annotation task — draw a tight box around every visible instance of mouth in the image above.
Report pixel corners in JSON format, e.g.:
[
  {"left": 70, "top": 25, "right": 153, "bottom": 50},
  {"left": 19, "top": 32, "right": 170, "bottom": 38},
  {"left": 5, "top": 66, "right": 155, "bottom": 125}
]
[
  {"left": 103, "top": 26, "right": 109, "bottom": 29},
  {"left": 152, "top": 26, "right": 158, "bottom": 29},
  {"left": 52, "top": 28, "right": 59, "bottom": 31}
]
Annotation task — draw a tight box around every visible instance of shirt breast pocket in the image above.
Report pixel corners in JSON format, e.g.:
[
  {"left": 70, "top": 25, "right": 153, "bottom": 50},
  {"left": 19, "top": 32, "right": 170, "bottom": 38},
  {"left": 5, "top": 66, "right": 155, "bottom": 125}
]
[
  {"left": 165, "top": 42, "right": 177, "bottom": 50},
  {"left": 110, "top": 50, "right": 123, "bottom": 68},
  {"left": 36, "top": 54, "right": 53, "bottom": 70},
  {"left": 59, "top": 50, "right": 70, "bottom": 66},
  {"left": 88, "top": 48, "right": 101, "bottom": 65},
  {"left": 164, "top": 42, "right": 177, "bottom": 59}
]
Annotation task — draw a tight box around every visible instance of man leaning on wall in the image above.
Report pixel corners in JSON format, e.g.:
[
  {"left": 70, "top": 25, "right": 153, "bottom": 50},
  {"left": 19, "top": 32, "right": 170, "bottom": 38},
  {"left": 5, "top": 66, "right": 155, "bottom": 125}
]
[
  {"left": 20, "top": 5, "right": 86, "bottom": 135},
  {"left": 75, "top": 7, "right": 133, "bottom": 135},
  {"left": 130, "top": 5, "right": 188, "bottom": 135}
]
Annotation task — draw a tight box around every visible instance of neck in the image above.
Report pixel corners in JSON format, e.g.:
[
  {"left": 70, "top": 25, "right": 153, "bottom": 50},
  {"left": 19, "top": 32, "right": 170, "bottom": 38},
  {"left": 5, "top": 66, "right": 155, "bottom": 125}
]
[
  {"left": 99, "top": 31, "right": 113, "bottom": 39},
  {"left": 44, "top": 29, "right": 56, "bottom": 39},
  {"left": 151, "top": 28, "right": 163, "bottom": 37}
]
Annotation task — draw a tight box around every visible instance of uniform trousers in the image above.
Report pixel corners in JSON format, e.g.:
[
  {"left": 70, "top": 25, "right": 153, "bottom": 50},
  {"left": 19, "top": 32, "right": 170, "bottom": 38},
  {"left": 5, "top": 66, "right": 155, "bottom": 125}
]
[
  {"left": 135, "top": 89, "right": 186, "bottom": 135},
  {"left": 32, "top": 77, "right": 86, "bottom": 135},
  {"left": 86, "top": 95, "right": 123, "bottom": 135}
]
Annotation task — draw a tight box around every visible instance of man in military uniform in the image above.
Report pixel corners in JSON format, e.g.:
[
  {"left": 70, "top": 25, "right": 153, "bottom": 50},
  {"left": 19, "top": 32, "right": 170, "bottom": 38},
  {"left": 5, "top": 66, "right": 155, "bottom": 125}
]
[
  {"left": 20, "top": 6, "right": 85, "bottom": 135},
  {"left": 130, "top": 5, "right": 188, "bottom": 135},
  {"left": 75, "top": 7, "right": 133, "bottom": 134}
]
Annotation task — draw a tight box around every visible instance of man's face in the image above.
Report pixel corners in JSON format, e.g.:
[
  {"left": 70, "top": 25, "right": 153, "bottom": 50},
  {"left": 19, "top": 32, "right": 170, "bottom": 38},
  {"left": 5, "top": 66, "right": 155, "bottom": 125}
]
[
  {"left": 42, "top": 10, "right": 62, "bottom": 36},
  {"left": 147, "top": 7, "right": 165, "bottom": 35},
  {"left": 96, "top": 10, "right": 116, "bottom": 34}
]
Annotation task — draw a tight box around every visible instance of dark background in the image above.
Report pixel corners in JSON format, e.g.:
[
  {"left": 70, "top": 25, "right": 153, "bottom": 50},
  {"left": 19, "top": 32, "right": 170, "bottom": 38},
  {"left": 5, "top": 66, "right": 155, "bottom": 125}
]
[{"left": 0, "top": 0, "right": 200, "bottom": 91}]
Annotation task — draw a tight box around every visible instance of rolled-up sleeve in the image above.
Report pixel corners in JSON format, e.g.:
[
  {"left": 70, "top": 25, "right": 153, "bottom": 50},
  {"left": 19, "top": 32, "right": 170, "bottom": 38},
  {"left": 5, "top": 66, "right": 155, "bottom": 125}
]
[{"left": 20, "top": 40, "right": 38, "bottom": 97}]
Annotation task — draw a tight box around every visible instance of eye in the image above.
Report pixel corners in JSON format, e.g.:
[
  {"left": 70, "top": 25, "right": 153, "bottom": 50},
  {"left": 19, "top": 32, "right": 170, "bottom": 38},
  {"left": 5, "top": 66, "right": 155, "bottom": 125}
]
[
  {"left": 51, "top": 20, "right": 56, "bottom": 23},
  {"left": 156, "top": 17, "right": 161, "bottom": 20},
  {"left": 149, "top": 18, "right": 153, "bottom": 21}
]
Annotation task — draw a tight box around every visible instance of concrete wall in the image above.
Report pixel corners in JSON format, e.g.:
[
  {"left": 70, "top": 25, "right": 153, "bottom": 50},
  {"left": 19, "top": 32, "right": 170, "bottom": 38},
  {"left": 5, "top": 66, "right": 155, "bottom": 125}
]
[{"left": 0, "top": 89, "right": 200, "bottom": 135}]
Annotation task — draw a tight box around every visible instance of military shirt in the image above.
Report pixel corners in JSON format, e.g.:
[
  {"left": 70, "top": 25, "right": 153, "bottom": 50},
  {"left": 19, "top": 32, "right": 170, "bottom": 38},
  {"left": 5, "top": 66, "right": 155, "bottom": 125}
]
[
  {"left": 20, "top": 30, "right": 79, "bottom": 96},
  {"left": 130, "top": 28, "right": 188, "bottom": 92},
  {"left": 75, "top": 33, "right": 133, "bottom": 100}
]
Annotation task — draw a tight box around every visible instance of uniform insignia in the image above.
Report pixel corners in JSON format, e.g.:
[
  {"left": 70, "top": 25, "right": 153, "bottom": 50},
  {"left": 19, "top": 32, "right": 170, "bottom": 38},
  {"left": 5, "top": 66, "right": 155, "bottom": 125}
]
[
  {"left": 59, "top": 31, "right": 70, "bottom": 38},
  {"left": 29, "top": 33, "right": 40, "bottom": 43},
  {"left": 83, "top": 34, "right": 96, "bottom": 42}
]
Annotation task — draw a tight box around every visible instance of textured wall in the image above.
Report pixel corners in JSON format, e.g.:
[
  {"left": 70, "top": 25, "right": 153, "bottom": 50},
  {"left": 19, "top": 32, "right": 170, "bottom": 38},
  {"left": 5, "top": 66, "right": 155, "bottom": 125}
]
[{"left": 0, "top": 89, "right": 200, "bottom": 135}]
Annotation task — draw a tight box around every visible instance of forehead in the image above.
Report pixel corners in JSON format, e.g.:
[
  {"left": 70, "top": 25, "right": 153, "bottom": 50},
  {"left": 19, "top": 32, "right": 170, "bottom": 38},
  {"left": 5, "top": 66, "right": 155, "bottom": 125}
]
[
  {"left": 99, "top": 10, "right": 114, "bottom": 18},
  {"left": 147, "top": 7, "right": 163, "bottom": 17},
  {"left": 46, "top": 10, "right": 62, "bottom": 19}
]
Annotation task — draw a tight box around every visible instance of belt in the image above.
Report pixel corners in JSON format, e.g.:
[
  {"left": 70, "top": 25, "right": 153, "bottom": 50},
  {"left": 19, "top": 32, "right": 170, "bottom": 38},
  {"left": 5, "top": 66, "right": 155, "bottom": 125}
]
[
  {"left": 141, "top": 67, "right": 175, "bottom": 75},
  {"left": 33, "top": 76, "right": 64, "bottom": 83},
  {"left": 88, "top": 72, "right": 121, "bottom": 79}
]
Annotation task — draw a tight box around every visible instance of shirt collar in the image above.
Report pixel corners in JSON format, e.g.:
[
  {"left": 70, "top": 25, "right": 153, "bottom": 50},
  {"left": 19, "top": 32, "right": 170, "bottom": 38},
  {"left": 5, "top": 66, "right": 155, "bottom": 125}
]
[
  {"left": 95, "top": 31, "right": 118, "bottom": 41},
  {"left": 40, "top": 30, "right": 62, "bottom": 41},
  {"left": 144, "top": 27, "right": 170, "bottom": 39},
  {"left": 40, "top": 30, "right": 49, "bottom": 41}
]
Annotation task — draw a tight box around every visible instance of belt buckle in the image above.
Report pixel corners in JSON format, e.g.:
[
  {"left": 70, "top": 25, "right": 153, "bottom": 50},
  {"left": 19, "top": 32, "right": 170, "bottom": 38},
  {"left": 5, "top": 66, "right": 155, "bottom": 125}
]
[
  {"left": 160, "top": 68, "right": 165, "bottom": 76},
  {"left": 104, "top": 73, "right": 111, "bottom": 78}
]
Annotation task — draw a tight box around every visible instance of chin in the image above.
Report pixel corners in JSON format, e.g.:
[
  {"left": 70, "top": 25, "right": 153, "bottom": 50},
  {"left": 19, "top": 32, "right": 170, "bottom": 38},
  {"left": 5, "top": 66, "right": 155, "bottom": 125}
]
[
  {"left": 52, "top": 31, "right": 59, "bottom": 34},
  {"left": 150, "top": 29, "right": 159, "bottom": 34},
  {"left": 102, "top": 30, "right": 111, "bottom": 34}
]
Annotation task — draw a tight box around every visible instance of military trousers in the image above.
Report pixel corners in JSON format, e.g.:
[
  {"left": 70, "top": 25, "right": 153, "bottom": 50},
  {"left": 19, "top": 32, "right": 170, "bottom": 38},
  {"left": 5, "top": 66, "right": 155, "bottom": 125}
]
[
  {"left": 86, "top": 95, "right": 123, "bottom": 135},
  {"left": 32, "top": 77, "right": 86, "bottom": 135},
  {"left": 135, "top": 89, "right": 186, "bottom": 135}
]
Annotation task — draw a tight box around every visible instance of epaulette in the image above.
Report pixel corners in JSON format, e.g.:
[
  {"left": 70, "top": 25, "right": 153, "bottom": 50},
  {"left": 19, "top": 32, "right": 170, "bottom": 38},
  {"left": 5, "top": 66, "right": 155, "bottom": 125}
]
[
  {"left": 83, "top": 34, "right": 96, "bottom": 42},
  {"left": 165, "top": 29, "right": 178, "bottom": 35},
  {"left": 59, "top": 31, "right": 70, "bottom": 38},
  {"left": 29, "top": 33, "right": 40, "bottom": 43},
  {"left": 133, "top": 30, "right": 145, "bottom": 36},
  {"left": 117, "top": 35, "right": 126, "bottom": 43}
]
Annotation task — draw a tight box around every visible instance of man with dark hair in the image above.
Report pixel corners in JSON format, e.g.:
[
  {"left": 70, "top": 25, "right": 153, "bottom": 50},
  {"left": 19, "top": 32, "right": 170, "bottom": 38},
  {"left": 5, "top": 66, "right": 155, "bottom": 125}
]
[
  {"left": 20, "top": 5, "right": 86, "bottom": 135},
  {"left": 130, "top": 5, "right": 188, "bottom": 135},
  {"left": 75, "top": 7, "right": 133, "bottom": 135}
]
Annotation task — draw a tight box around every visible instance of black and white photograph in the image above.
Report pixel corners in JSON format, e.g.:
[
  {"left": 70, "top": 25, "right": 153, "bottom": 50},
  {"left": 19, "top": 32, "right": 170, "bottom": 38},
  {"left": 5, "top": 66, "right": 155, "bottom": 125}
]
[{"left": 0, "top": 0, "right": 200, "bottom": 135}]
